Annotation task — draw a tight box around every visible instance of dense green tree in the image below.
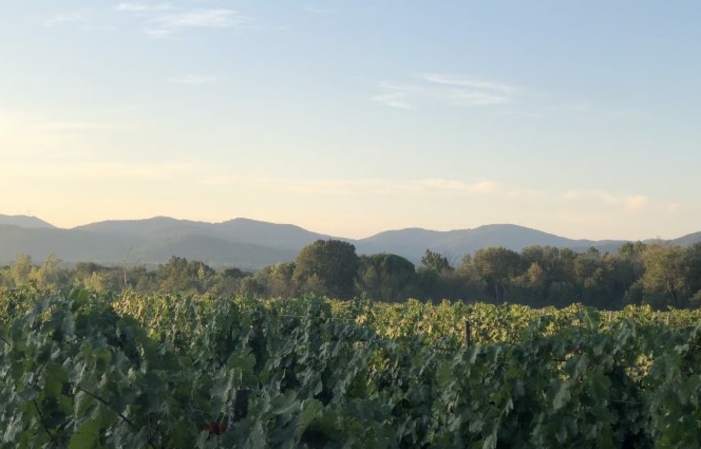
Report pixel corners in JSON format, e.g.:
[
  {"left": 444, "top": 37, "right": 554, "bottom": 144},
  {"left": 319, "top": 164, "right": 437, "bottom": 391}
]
[
  {"left": 641, "top": 245, "right": 689, "bottom": 308},
  {"left": 72, "top": 262, "right": 122, "bottom": 294},
  {"left": 261, "top": 262, "right": 297, "bottom": 297},
  {"left": 683, "top": 243, "right": 701, "bottom": 306},
  {"left": 416, "top": 250, "right": 459, "bottom": 300},
  {"left": 457, "top": 255, "right": 487, "bottom": 298},
  {"left": 0, "top": 254, "right": 69, "bottom": 292},
  {"left": 293, "top": 240, "right": 360, "bottom": 299},
  {"left": 127, "top": 266, "right": 157, "bottom": 292},
  {"left": 33, "top": 254, "right": 69, "bottom": 291},
  {"left": 156, "top": 256, "right": 216, "bottom": 294},
  {"left": 613, "top": 242, "right": 646, "bottom": 306},
  {"left": 474, "top": 247, "right": 523, "bottom": 304},
  {"left": 419, "top": 249, "right": 453, "bottom": 273},
  {"left": 356, "top": 253, "right": 417, "bottom": 301},
  {"left": 512, "top": 261, "right": 548, "bottom": 306},
  {"left": 4, "top": 254, "right": 35, "bottom": 288},
  {"left": 572, "top": 248, "right": 617, "bottom": 307},
  {"left": 237, "top": 276, "right": 266, "bottom": 298},
  {"left": 208, "top": 267, "right": 250, "bottom": 297}
]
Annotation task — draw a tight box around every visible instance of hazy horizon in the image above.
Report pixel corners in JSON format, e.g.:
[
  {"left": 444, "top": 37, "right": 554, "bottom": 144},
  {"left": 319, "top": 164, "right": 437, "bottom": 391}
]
[
  {"left": 2, "top": 2, "right": 700, "bottom": 241},
  {"left": 2, "top": 212, "right": 696, "bottom": 243}
]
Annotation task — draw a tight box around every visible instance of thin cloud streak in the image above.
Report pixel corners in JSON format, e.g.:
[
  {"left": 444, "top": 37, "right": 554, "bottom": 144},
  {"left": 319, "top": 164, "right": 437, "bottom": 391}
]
[
  {"left": 304, "top": 5, "right": 337, "bottom": 14},
  {"left": 543, "top": 101, "right": 652, "bottom": 121},
  {"left": 116, "top": 3, "right": 253, "bottom": 38},
  {"left": 373, "top": 73, "right": 520, "bottom": 109},
  {"left": 1, "top": 161, "right": 204, "bottom": 181},
  {"left": 151, "top": 9, "right": 245, "bottom": 28},
  {"left": 44, "top": 11, "right": 86, "bottom": 27},
  {"left": 372, "top": 93, "right": 413, "bottom": 110},
  {"left": 561, "top": 190, "right": 651, "bottom": 212},
  {"left": 423, "top": 73, "right": 519, "bottom": 94},
  {"left": 30, "top": 122, "right": 117, "bottom": 132},
  {"left": 167, "top": 74, "right": 218, "bottom": 85},
  {"left": 116, "top": 2, "right": 173, "bottom": 12},
  {"left": 0, "top": 112, "right": 120, "bottom": 152},
  {"left": 201, "top": 175, "right": 542, "bottom": 199}
]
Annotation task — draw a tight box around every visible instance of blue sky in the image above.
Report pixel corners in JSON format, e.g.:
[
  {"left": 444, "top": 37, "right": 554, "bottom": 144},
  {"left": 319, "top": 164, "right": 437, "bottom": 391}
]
[{"left": 1, "top": 1, "right": 700, "bottom": 239}]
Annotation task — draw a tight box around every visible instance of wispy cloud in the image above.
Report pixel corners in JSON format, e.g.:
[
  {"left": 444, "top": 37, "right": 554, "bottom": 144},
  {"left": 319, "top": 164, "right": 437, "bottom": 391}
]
[
  {"left": 304, "top": 5, "right": 337, "bottom": 14},
  {"left": 373, "top": 73, "right": 520, "bottom": 110},
  {"left": 372, "top": 93, "right": 413, "bottom": 110},
  {"left": 625, "top": 195, "right": 649, "bottom": 211},
  {"left": 562, "top": 190, "right": 619, "bottom": 205},
  {"left": 200, "top": 175, "right": 415, "bottom": 195},
  {"left": 167, "top": 74, "right": 218, "bottom": 85},
  {"left": 30, "top": 122, "right": 117, "bottom": 132},
  {"left": 80, "top": 25, "right": 118, "bottom": 32},
  {"left": 562, "top": 189, "right": 651, "bottom": 212},
  {"left": 420, "top": 178, "right": 500, "bottom": 194},
  {"left": 419, "top": 178, "right": 546, "bottom": 199},
  {"left": 44, "top": 11, "right": 87, "bottom": 27},
  {"left": 199, "top": 175, "right": 546, "bottom": 201},
  {"left": 545, "top": 101, "right": 651, "bottom": 121},
  {"left": 1, "top": 114, "right": 110, "bottom": 134},
  {"left": 117, "top": 3, "right": 253, "bottom": 38},
  {"left": 116, "top": 2, "right": 173, "bottom": 12},
  {"left": 423, "top": 73, "right": 519, "bottom": 94},
  {"left": 44, "top": 10, "right": 117, "bottom": 31},
  {"left": 1, "top": 160, "right": 203, "bottom": 181},
  {"left": 0, "top": 110, "right": 122, "bottom": 157},
  {"left": 667, "top": 203, "right": 681, "bottom": 213},
  {"left": 605, "top": 109, "right": 651, "bottom": 120},
  {"left": 152, "top": 9, "right": 245, "bottom": 28},
  {"left": 144, "top": 28, "right": 171, "bottom": 38}
]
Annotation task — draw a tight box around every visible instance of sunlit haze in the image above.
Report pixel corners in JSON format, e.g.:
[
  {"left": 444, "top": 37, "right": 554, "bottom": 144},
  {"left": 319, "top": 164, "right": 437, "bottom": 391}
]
[{"left": 2, "top": 1, "right": 700, "bottom": 240}]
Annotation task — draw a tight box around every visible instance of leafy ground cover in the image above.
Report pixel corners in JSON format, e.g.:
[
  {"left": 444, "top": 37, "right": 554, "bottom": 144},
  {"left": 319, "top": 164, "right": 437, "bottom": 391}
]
[{"left": 2, "top": 290, "right": 701, "bottom": 448}]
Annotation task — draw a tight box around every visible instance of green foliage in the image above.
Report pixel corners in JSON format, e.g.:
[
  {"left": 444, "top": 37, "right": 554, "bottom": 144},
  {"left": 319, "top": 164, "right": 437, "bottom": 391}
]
[
  {"left": 474, "top": 247, "right": 523, "bottom": 304},
  {"left": 156, "top": 256, "right": 217, "bottom": 295},
  {"left": 4, "top": 238, "right": 701, "bottom": 308},
  {"left": 419, "top": 250, "right": 453, "bottom": 274},
  {"left": 5, "top": 290, "right": 701, "bottom": 448},
  {"left": 356, "top": 254, "right": 418, "bottom": 301},
  {"left": 293, "top": 240, "right": 360, "bottom": 299}
]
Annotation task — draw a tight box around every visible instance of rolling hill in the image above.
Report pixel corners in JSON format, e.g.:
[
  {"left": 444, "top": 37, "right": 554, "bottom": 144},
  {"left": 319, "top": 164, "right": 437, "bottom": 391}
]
[
  {"left": 0, "top": 214, "right": 55, "bottom": 229},
  {"left": 0, "top": 215, "right": 699, "bottom": 269}
]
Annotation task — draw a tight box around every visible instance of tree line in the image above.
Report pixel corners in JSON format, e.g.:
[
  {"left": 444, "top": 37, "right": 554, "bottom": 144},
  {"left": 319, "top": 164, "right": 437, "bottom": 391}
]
[{"left": 1, "top": 239, "right": 700, "bottom": 309}]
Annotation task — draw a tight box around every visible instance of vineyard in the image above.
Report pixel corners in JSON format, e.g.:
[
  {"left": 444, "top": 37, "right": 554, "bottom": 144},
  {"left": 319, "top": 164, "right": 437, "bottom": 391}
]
[{"left": 2, "top": 290, "right": 701, "bottom": 448}]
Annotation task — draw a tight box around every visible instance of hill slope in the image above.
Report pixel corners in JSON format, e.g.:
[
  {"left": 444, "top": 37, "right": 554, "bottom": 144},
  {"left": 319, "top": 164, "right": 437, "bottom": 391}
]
[
  {"left": 1, "top": 215, "right": 699, "bottom": 269},
  {"left": 0, "top": 214, "right": 55, "bottom": 229},
  {"left": 356, "top": 224, "right": 626, "bottom": 262}
]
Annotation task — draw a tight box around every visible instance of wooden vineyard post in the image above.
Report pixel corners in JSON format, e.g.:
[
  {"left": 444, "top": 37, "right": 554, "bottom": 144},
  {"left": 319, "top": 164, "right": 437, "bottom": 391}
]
[
  {"left": 227, "top": 389, "right": 251, "bottom": 428},
  {"left": 464, "top": 320, "right": 471, "bottom": 348}
]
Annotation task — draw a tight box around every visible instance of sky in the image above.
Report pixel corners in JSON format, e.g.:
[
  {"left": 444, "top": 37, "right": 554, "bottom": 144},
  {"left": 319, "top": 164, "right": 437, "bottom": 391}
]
[{"left": 1, "top": 1, "right": 700, "bottom": 240}]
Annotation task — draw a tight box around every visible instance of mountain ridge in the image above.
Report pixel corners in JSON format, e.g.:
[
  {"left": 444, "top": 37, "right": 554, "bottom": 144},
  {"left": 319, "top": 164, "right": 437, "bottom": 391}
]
[
  {"left": 1, "top": 215, "right": 699, "bottom": 269},
  {"left": 0, "top": 214, "right": 55, "bottom": 229}
]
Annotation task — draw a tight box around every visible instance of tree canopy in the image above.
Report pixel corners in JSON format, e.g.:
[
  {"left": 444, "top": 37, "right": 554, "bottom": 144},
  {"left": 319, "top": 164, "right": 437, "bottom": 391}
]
[
  {"left": 292, "top": 240, "right": 360, "bottom": 299},
  {"left": 4, "top": 241, "right": 701, "bottom": 310}
]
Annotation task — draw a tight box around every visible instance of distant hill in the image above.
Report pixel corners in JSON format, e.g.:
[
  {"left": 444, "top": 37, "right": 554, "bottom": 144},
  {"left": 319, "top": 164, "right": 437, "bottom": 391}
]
[
  {"left": 0, "top": 214, "right": 55, "bottom": 229},
  {"left": 668, "top": 232, "right": 701, "bottom": 247},
  {"left": 75, "top": 217, "right": 331, "bottom": 252},
  {"left": 1, "top": 215, "right": 699, "bottom": 269},
  {"left": 355, "top": 224, "right": 627, "bottom": 262},
  {"left": 72, "top": 216, "right": 201, "bottom": 236},
  {"left": 0, "top": 218, "right": 306, "bottom": 269}
]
